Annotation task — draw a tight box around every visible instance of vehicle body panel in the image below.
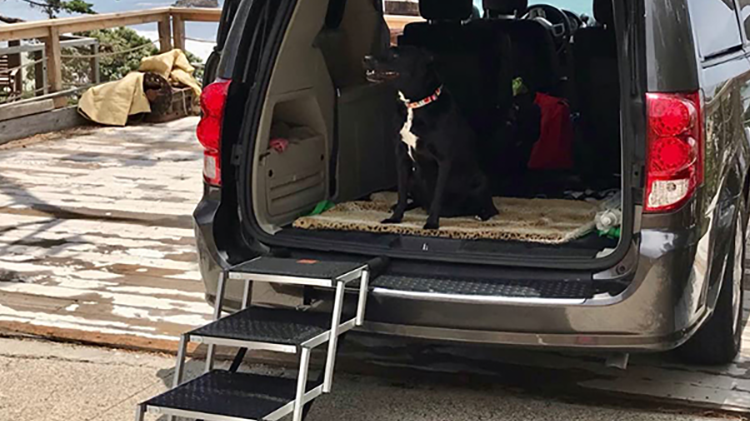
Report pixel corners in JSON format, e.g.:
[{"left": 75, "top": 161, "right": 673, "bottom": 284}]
[{"left": 192, "top": 0, "right": 750, "bottom": 352}]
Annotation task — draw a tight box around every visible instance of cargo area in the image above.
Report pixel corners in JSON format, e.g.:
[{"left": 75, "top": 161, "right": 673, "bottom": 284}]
[{"left": 243, "top": 0, "right": 629, "bottom": 264}]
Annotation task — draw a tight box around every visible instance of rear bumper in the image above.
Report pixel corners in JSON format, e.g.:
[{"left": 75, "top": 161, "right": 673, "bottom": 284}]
[
  {"left": 194, "top": 189, "right": 225, "bottom": 296},
  {"left": 196, "top": 195, "right": 709, "bottom": 353},
  {"left": 359, "top": 228, "right": 707, "bottom": 352},
  {"left": 360, "top": 321, "right": 699, "bottom": 352}
]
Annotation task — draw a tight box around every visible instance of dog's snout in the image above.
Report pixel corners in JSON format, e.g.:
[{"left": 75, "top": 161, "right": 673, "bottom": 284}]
[{"left": 363, "top": 55, "right": 376, "bottom": 66}]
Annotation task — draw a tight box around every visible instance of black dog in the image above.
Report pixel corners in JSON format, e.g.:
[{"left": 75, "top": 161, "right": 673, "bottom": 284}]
[{"left": 364, "top": 46, "right": 497, "bottom": 230}]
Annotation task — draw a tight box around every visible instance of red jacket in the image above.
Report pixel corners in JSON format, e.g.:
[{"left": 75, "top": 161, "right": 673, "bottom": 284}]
[{"left": 528, "top": 93, "right": 574, "bottom": 170}]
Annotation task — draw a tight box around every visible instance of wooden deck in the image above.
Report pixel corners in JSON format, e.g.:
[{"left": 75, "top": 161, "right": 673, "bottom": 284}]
[
  {"left": 1, "top": 117, "right": 750, "bottom": 415},
  {"left": 0, "top": 117, "right": 213, "bottom": 352}
]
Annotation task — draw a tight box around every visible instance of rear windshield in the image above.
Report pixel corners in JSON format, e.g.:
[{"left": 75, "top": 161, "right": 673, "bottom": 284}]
[{"left": 472, "top": 0, "right": 593, "bottom": 16}]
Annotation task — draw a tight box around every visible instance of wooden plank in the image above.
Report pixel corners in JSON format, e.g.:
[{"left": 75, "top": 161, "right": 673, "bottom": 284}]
[
  {"left": 0, "top": 119, "right": 212, "bottom": 353},
  {"left": 44, "top": 27, "right": 66, "bottom": 109},
  {"left": 0, "top": 161, "right": 200, "bottom": 190},
  {"left": 0, "top": 7, "right": 220, "bottom": 42},
  {"left": 172, "top": 14, "right": 186, "bottom": 52},
  {"left": 0, "top": 168, "right": 199, "bottom": 194},
  {"left": 170, "top": 7, "right": 223, "bottom": 22},
  {"left": 0, "top": 290, "right": 76, "bottom": 313},
  {"left": 0, "top": 319, "right": 184, "bottom": 353},
  {"left": 0, "top": 213, "right": 195, "bottom": 244},
  {"left": 0, "top": 185, "right": 197, "bottom": 212},
  {"left": 0, "top": 170, "right": 200, "bottom": 196},
  {"left": 89, "top": 43, "right": 100, "bottom": 84},
  {"left": 7, "top": 40, "right": 22, "bottom": 94},
  {"left": 59, "top": 13, "right": 169, "bottom": 36},
  {"left": 158, "top": 16, "right": 173, "bottom": 53},
  {"left": 33, "top": 50, "right": 45, "bottom": 96},
  {"left": 0, "top": 244, "right": 198, "bottom": 273},
  {"left": 0, "top": 8, "right": 174, "bottom": 41},
  {"left": 0, "top": 187, "right": 197, "bottom": 216},
  {"left": 0, "top": 99, "right": 54, "bottom": 122},
  {"left": 0, "top": 107, "right": 88, "bottom": 145},
  {"left": 0, "top": 26, "right": 49, "bottom": 41},
  {"left": 0, "top": 223, "right": 197, "bottom": 261},
  {"left": 0, "top": 266, "right": 212, "bottom": 350},
  {"left": 0, "top": 37, "right": 98, "bottom": 55}
]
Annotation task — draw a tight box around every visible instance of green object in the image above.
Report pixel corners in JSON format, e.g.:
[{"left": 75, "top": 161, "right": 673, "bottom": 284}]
[
  {"left": 309, "top": 200, "right": 335, "bottom": 216},
  {"left": 513, "top": 77, "right": 528, "bottom": 97},
  {"left": 598, "top": 227, "right": 621, "bottom": 239}
]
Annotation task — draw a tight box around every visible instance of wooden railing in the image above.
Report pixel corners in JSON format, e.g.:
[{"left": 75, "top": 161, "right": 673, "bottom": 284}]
[
  {"left": 0, "top": 7, "right": 221, "bottom": 108},
  {"left": 0, "top": 7, "right": 420, "bottom": 109}
]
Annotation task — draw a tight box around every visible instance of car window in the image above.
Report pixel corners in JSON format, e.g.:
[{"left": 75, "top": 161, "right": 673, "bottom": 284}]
[
  {"left": 688, "top": 0, "right": 742, "bottom": 58},
  {"left": 528, "top": 0, "right": 592, "bottom": 16},
  {"left": 472, "top": 0, "right": 592, "bottom": 16},
  {"left": 737, "top": 0, "right": 750, "bottom": 42}
]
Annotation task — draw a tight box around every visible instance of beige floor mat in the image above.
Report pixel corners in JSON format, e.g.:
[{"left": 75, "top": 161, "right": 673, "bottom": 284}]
[{"left": 294, "top": 192, "right": 601, "bottom": 244}]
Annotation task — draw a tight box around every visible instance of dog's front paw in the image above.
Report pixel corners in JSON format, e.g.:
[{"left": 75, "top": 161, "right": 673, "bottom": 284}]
[
  {"left": 381, "top": 216, "right": 403, "bottom": 224},
  {"left": 423, "top": 221, "right": 440, "bottom": 230}
]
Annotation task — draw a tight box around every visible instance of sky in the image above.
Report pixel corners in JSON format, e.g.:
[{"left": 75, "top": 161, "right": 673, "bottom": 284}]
[{"left": 0, "top": 0, "right": 222, "bottom": 60}]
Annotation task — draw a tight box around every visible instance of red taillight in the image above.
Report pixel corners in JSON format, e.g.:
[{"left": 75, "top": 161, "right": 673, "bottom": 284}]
[
  {"left": 645, "top": 92, "right": 703, "bottom": 213},
  {"left": 197, "top": 79, "right": 231, "bottom": 186}
]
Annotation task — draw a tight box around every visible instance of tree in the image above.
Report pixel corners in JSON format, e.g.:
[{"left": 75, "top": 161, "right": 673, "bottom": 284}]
[
  {"left": 76, "top": 28, "right": 160, "bottom": 83},
  {"left": 36, "top": 27, "right": 203, "bottom": 89},
  {"left": 24, "top": 27, "right": 158, "bottom": 92},
  {"left": 63, "top": 28, "right": 204, "bottom": 84},
  {"left": 0, "top": 14, "right": 25, "bottom": 23},
  {"left": 16, "top": 0, "right": 95, "bottom": 18}
]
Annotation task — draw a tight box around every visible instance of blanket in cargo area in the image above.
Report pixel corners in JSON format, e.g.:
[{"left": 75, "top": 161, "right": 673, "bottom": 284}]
[{"left": 293, "top": 192, "right": 600, "bottom": 244}]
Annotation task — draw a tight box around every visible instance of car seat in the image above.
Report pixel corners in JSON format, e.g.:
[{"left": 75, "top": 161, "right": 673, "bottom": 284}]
[
  {"left": 479, "top": 0, "right": 563, "bottom": 95},
  {"left": 401, "top": 0, "right": 513, "bottom": 139},
  {"left": 572, "top": 0, "right": 620, "bottom": 178}
]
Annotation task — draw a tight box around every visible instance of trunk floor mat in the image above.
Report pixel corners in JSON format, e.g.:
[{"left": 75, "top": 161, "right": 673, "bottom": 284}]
[{"left": 293, "top": 192, "right": 601, "bottom": 245}]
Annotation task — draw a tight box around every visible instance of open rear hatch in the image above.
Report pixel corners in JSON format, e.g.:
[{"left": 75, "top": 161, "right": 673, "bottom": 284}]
[{"left": 223, "top": 0, "right": 645, "bottom": 271}]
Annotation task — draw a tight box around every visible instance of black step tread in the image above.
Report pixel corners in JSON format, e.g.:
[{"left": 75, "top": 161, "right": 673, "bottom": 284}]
[
  {"left": 189, "top": 307, "right": 330, "bottom": 346},
  {"left": 143, "top": 370, "right": 318, "bottom": 420},
  {"left": 231, "top": 257, "right": 363, "bottom": 280},
  {"left": 371, "top": 275, "right": 595, "bottom": 299}
]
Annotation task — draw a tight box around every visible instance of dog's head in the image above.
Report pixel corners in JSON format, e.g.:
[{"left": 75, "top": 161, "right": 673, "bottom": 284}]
[{"left": 363, "top": 46, "right": 435, "bottom": 85}]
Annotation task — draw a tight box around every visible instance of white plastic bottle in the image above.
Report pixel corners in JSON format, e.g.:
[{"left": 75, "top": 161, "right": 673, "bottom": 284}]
[{"left": 596, "top": 209, "right": 623, "bottom": 231}]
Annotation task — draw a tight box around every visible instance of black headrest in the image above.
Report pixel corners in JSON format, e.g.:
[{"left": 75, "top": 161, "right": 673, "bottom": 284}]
[
  {"left": 482, "top": 0, "right": 527, "bottom": 16},
  {"left": 325, "top": 0, "right": 346, "bottom": 28},
  {"left": 594, "top": 0, "right": 614, "bottom": 27},
  {"left": 420, "top": 0, "right": 473, "bottom": 20}
]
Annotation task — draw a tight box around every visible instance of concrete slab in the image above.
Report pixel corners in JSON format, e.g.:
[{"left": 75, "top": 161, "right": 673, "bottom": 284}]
[{"left": 0, "top": 337, "right": 731, "bottom": 421}]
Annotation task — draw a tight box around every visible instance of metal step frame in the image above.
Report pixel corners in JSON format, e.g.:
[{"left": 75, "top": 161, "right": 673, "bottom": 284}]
[{"left": 136, "top": 257, "right": 373, "bottom": 421}]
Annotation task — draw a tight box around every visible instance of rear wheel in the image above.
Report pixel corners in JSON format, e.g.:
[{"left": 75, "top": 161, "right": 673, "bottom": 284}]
[{"left": 677, "top": 203, "right": 745, "bottom": 365}]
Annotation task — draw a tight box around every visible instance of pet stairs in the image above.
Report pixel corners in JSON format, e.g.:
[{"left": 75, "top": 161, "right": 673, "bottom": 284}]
[{"left": 135, "top": 256, "right": 382, "bottom": 421}]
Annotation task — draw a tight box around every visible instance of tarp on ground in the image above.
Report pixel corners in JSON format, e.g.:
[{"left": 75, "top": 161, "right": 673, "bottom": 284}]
[{"left": 78, "top": 49, "right": 202, "bottom": 127}]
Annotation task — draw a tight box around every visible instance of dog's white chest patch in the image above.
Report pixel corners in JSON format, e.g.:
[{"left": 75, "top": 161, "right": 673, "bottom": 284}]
[{"left": 398, "top": 91, "right": 419, "bottom": 160}]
